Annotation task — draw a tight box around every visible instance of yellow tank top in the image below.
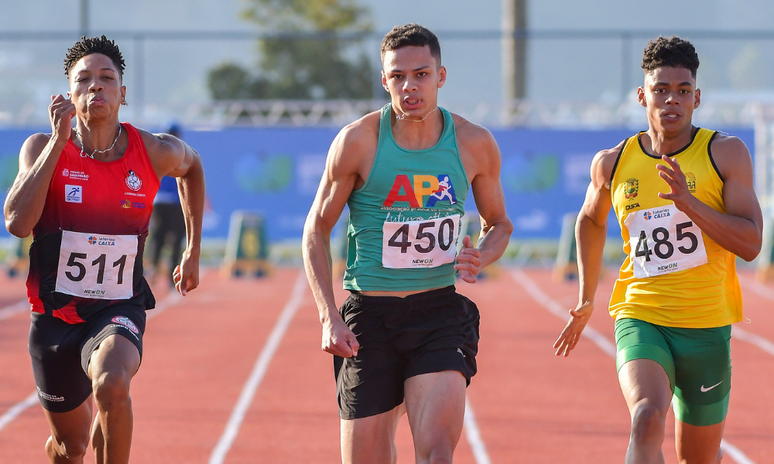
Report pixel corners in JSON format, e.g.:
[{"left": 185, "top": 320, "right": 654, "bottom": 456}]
[{"left": 608, "top": 128, "right": 742, "bottom": 328}]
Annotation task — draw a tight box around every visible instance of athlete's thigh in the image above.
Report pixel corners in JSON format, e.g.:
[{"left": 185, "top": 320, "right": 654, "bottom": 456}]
[
  {"left": 42, "top": 397, "right": 94, "bottom": 450},
  {"left": 675, "top": 420, "right": 725, "bottom": 464},
  {"left": 618, "top": 358, "right": 673, "bottom": 414},
  {"left": 341, "top": 405, "right": 403, "bottom": 464},
  {"left": 615, "top": 318, "right": 674, "bottom": 412},
  {"left": 404, "top": 371, "right": 467, "bottom": 458},
  {"left": 88, "top": 334, "right": 141, "bottom": 382},
  {"left": 83, "top": 305, "right": 146, "bottom": 380}
]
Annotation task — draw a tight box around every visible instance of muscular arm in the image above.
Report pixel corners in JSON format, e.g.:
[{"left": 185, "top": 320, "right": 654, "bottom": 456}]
[
  {"left": 4, "top": 95, "right": 76, "bottom": 237},
  {"left": 146, "top": 132, "right": 206, "bottom": 294},
  {"left": 456, "top": 127, "right": 513, "bottom": 282},
  {"left": 302, "top": 122, "right": 371, "bottom": 358},
  {"left": 657, "top": 135, "right": 762, "bottom": 261},
  {"left": 554, "top": 144, "right": 619, "bottom": 357}
]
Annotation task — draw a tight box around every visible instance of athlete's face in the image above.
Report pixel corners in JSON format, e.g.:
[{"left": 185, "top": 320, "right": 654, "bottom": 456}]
[
  {"left": 68, "top": 53, "right": 126, "bottom": 119},
  {"left": 381, "top": 45, "right": 446, "bottom": 119},
  {"left": 638, "top": 66, "right": 700, "bottom": 138}
]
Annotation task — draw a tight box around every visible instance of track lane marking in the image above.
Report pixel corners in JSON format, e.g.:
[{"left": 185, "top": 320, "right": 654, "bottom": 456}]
[
  {"left": 0, "top": 300, "right": 28, "bottom": 322},
  {"left": 0, "top": 392, "right": 37, "bottom": 432},
  {"left": 509, "top": 268, "right": 756, "bottom": 464},
  {"left": 464, "top": 397, "right": 492, "bottom": 464},
  {"left": 208, "top": 270, "right": 307, "bottom": 464}
]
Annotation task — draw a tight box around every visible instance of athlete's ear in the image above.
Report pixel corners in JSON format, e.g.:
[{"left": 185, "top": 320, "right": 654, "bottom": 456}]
[
  {"left": 381, "top": 69, "right": 389, "bottom": 92},
  {"left": 694, "top": 88, "right": 701, "bottom": 109},
  {"left": 637, "top": 86, "right": 646, "bottom": 108},
  {"left": 437, "top": 65, "right": 447, "bottom": 89}
]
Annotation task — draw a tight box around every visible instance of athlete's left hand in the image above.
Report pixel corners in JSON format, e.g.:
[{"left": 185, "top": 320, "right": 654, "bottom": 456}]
[
  {"left": 455, "top": 235, "right": 481, "bottom": 283},
  {"left": 656, "top": 155, "right": 696, "bottom": 211},
  {"left": 173, "top": 251, "right": 200, "bottom": 296}
]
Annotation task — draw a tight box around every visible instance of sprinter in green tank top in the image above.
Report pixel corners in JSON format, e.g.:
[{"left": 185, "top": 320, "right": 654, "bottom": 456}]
[{"left": 303, "top": 24, "right": 512, "bottom": 464}]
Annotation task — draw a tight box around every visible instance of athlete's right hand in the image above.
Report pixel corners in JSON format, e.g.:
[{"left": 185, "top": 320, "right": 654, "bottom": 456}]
[
  {"left": 322, "top": 318, "right": 360, "bottom": 358},
  {"left": 49, "top": 94, "right": 76, "bottom": 141},
  {"left": 553, "top": 301, "right": 594, "bottom": 357}
]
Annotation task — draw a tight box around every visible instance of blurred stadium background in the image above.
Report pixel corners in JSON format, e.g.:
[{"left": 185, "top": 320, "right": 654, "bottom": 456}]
[{"left": 3, "top": 0, "right": 774, "bottom": 273}]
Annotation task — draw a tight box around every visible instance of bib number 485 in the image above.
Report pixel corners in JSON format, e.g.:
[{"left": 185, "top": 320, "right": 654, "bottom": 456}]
[{"left": 634, "top": 221, "right": 699, "bottom": 261}]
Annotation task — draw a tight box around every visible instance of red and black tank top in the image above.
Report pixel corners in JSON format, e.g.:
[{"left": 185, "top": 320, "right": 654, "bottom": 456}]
[{"left": 27, "top": 122, "right": 161, "bottom": 323}]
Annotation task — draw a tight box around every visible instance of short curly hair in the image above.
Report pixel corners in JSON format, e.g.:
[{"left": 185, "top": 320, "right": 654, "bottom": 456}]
[
  {"left": 641, "top": 36, "right": 700, "bottom": 78},
  {"left": 381, "top": 24, "right": 441, "bottom": 65},
  {"left": 63, "top": 35, "right": 126, "bottom": 79}
]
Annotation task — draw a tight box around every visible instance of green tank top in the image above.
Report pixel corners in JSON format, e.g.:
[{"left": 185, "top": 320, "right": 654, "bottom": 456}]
[{"left": 343, "top": 104, "right": 469, "bottom": 291}]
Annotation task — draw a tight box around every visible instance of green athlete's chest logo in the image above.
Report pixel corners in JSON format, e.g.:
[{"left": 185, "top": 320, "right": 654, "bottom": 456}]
[{"left": 383, "top": 174, "right": 457, "bottom": 208}]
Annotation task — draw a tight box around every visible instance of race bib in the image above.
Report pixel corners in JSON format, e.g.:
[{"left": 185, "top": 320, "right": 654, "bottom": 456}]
[
  {"left": 624, "top": 205, "right": 707, "bottom": 278},
  {"left": 382, "top": 214, "right": 460, "bottom": 269},
  {"left": 55, "top": 230, "right": 138, "bottom": 300}
]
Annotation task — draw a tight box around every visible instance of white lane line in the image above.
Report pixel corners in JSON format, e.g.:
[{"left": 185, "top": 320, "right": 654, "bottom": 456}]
[
  {"left": 741, "top": 277, "right": 774, "bottom": 301},
  {"left": 0, "top": 392, "right": 37, "bottom": 432},
  {"left": 721, "top": 439, "right": 757, "bottom": 464},
  {"left": 208, "top": 270, "right": 307, "bottom": 464},
  {"left": 509, "top": 268, "right": 756, "bottom": 464},
  {"left": 464, "top": 397, "right": 492, "bottom": 464},
  {"left": 509, "top": 269, "right": 616, "bottom": 357},
  {"left": 732, "top": 327, "right": 774, "bottom": 357},
  {"left": 0, "top": 300, "right": 28, "bottom": 322}
]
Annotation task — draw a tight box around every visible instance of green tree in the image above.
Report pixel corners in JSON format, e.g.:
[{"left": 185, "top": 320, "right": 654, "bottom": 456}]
[{"left": 208, "top": 0, "right": 374, "bottom": 100}]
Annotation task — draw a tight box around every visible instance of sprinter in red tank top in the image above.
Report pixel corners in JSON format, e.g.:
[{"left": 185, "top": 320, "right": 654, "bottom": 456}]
[{"left": 3, "top": 36, "right": 206, "bottom": 464}]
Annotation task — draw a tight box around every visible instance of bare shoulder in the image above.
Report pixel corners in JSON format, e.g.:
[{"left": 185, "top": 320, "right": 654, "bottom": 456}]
[
  {"left": 710, "top": 132, "right": 752, "bottom": 173},
  {"left": 327, "top": 110, "right": 380, "bottom": 173},
  {"left": 136, "top": 127, "right": 184, "bottom": 156},
  {"left": 452, "top": 114, "right": 497, "bottom": 151},
  {"left": 135, "top": 127, "right": 187, "bottom": 176},
  {"left": 592, "top": 140, "right": 626, "bottom": 187},
  {"left": 451, "top": 114, "right": 500, "bottom": 180},
  {"left": 335, "top": 110, "right": 380, "bottom": 153},
  {"left": 19, "top": 133, "right": 54, "bottom": 168}
]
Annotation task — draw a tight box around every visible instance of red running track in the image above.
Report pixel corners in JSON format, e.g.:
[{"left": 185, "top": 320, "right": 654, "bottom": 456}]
[{"left": 0, "top": 266, "right": 772, "bottom": 463}]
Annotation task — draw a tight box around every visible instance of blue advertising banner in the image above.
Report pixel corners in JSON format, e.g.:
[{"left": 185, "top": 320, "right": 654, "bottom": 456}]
[{"left": 0, "top": 126, "right": 755, "bottom": 241}]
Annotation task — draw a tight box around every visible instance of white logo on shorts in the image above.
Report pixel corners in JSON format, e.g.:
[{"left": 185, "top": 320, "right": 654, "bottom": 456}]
[
  {"left": 700, "top": 381, "right": 722, "bottom": 393},
  {"left": 37, "top": 386, "right": 65, "bottom": 402},
  {"left": 457, "top": 348, "right": 466, "bottom": 358},
  {"left": 112, "top": 316, "right": 139, "bottom": 334}
]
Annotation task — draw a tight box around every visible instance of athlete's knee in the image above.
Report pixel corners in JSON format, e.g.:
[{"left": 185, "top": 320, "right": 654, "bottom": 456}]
[
  {"left": 47, "top": 431, "right": 89, "bottom": 460},
  {"left": 421, "top": 449, "right": 454, "bottom": 464},
  {"left": 630, "top": 400, "right": 667, "bottom": 441},
  {"left": 91, "top": 368, "right": 132, "bottom": 410}
]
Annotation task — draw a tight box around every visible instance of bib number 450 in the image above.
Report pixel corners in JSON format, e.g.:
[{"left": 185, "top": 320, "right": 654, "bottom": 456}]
[
  {"left": 382, "top": 214, "right": 460, "bottom": 269},
  {"left": 387, "top": 218, "right": 456, "bottom": 254}
]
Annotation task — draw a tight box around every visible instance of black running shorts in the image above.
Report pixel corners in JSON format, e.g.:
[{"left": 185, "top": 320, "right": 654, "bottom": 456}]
[
  {"left": 334, "top": 286, "right": 480, "bottom": 420},
  {"left": 28, "top": 304, "right": 146, "bottom": 413}
]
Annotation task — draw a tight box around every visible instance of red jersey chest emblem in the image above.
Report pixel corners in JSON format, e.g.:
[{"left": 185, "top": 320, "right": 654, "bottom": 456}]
[{"left": 125, "top": 170, "right": 143, "bottom": 191}]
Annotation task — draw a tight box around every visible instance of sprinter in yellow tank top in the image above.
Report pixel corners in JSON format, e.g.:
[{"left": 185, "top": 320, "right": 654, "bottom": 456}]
[{"left": 553, "top": 36, "right": 762, "bottom": 464}]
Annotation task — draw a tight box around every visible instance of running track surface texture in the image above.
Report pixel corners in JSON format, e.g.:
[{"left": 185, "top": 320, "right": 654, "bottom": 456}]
[{"left": 0, "top": 266, "right": 772, "bottom": 463}]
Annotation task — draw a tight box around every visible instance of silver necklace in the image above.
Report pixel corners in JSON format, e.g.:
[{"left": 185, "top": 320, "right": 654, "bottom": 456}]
[
  {"left": 75, "top": 124, "right": 122, "bottom": 159},
  {"left": 396, "top": 106, "right": 439, "bottom": 122}
]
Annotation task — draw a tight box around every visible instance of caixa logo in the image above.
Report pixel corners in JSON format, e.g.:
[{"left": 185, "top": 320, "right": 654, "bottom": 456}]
[{"left": 87, "top": 236, "right": 116, "bottom": 246}]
